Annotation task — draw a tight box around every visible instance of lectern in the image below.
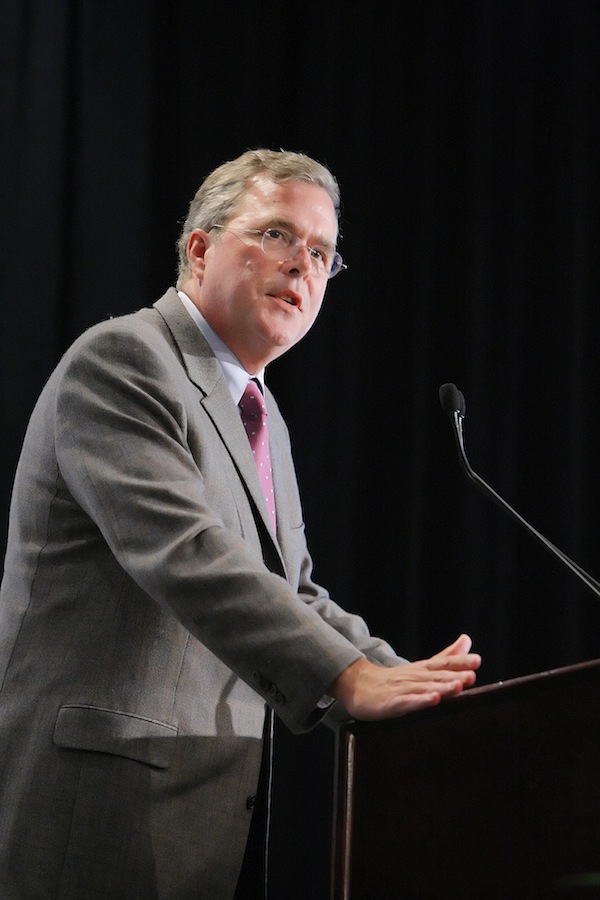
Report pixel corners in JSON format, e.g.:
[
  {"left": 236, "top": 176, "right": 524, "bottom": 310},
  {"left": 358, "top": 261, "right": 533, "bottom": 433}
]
[{"left": 333, "top": 659, "right": 600, "bottom": 899}]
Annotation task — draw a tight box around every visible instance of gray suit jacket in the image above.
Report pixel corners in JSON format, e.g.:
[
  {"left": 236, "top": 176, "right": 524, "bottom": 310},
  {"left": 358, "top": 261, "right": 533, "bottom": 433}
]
[{"left": 0, "top": 288, "right": 403, "bottom": 899}]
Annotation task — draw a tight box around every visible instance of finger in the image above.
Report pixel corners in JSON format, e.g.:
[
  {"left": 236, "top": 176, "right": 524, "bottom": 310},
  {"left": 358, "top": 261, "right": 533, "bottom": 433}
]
[
  {"left": 357, "top": 688, "right": 446, "bottom": 720},
  {"left": 431, "top": 634, "right": 473, "bottom": 659},
  {"left": 419, "top": 668, "right": 478, "bottom": 686},
  {"left": 413, "top": 652, "right": 481, "bottom": 674},
  {"left": 388, "top": 667, "right": 477, "bottom": 690},
  {"left": 447, "top": 633, "right": 473, "bottom": 656},
  {"left": 412, "top": 637, "right": 467, "bottom": 666},
  {"left": 379, "top": 680, "right": 468, "bottom": 718}
]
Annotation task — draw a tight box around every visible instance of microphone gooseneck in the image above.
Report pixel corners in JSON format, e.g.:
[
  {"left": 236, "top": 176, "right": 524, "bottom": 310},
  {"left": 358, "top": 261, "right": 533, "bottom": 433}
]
[{"left": 439, "top": 382, "right": 600, "bottom": 601}]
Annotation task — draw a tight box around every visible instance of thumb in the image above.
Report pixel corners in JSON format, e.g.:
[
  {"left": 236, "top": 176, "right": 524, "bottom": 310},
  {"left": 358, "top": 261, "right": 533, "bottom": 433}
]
[{"left": 447, "top": 633, "right": 473, "bottom": 656}]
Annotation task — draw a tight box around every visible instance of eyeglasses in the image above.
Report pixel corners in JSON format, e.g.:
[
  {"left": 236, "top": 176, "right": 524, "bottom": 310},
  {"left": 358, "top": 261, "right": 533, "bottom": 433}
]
[{"left": 209, "top": 225, "right": 347, "bottom": 279}]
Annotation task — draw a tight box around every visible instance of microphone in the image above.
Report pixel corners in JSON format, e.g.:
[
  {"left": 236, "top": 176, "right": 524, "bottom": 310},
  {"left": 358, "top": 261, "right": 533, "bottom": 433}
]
[{"left": 439, "top": 382, "right": 600, "bottom": 601}]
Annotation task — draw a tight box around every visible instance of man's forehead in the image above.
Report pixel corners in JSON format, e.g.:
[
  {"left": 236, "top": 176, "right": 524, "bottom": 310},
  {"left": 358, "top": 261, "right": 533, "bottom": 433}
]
[{"left": 235, "top": 175, "right": 338, "bottom": 238}]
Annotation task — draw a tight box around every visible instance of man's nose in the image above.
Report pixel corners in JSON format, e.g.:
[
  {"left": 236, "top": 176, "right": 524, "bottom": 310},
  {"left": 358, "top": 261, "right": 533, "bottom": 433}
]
[{"left": 281, "top": 243, "right": 312, "bottom": 276}]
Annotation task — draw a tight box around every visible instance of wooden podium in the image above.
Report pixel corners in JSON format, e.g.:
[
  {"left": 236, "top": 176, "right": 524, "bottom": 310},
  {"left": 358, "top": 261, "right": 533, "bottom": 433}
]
[{"left": 332, "top": 658, "right": 600, "bottom": 899}]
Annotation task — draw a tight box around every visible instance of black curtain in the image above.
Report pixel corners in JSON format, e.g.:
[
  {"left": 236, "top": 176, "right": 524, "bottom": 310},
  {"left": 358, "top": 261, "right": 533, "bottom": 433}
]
[{"left": 2, "top": 2, "right": 599, "bottom": 897}]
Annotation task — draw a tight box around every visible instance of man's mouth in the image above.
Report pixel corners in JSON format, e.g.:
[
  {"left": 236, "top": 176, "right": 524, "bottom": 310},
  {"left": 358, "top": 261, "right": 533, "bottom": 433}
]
[{"left": 270, "top": 292, "right": 301, "bottom": 309}]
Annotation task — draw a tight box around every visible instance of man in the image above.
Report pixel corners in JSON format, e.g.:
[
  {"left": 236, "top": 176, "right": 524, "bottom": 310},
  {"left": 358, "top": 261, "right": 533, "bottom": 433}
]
[{"left": 0, "top": 149, "right": 481, "bottom": 899}]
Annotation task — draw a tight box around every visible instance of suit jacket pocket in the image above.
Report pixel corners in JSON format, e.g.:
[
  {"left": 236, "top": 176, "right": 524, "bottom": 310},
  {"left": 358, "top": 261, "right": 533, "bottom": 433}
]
[{"left": 54, "top": 703, "right": 178, "bottom": 769}]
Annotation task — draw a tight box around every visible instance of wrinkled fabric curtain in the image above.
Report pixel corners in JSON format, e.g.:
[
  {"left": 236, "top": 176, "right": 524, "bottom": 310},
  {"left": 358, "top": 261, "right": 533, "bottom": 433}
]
[{"left": 2, "top": 2, "right": 599, "bottom": 896}]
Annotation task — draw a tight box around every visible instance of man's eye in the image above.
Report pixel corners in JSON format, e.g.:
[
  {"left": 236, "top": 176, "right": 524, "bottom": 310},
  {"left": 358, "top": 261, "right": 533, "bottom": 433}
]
[
  {"left": 265, "top": 229, "right": 288, "bottom": 244},
  {"left": 310, "top": 247, "right": 328, "bottom": 264}
]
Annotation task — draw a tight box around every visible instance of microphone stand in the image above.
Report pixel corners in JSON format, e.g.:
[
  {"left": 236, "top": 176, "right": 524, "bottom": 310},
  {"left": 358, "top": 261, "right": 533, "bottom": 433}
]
[{"left": 439, "top": 382, "right": 600, "bottom": 602}]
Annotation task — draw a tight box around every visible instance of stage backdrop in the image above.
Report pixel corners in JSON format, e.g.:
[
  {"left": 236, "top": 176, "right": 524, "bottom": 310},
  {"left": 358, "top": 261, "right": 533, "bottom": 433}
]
[{"left": 2, "top": 2, "right": 599, "bottom": 897}]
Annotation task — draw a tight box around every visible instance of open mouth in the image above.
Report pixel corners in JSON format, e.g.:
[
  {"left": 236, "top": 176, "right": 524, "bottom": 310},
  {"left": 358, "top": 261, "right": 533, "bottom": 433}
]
[{"left": 271, "top": 292, "right": 301, "bottom": 309}]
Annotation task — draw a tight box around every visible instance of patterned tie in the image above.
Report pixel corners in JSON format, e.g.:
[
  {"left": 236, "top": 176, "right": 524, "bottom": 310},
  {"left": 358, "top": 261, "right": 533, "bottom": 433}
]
[{"left": 239, "top": 380, "right": 276, "bottom": 532}]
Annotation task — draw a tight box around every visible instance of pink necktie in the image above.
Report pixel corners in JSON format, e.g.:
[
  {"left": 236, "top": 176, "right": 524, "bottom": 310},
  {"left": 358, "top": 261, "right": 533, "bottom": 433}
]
[{"left": 239, "top": 380, "right": 276, "bottom": 532}]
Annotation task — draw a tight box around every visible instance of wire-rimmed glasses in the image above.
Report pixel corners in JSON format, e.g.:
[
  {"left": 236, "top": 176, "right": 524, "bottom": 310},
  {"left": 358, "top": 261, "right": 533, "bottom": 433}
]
[{"left": 209, "top": 225, "right": 347, "bottom": 279}]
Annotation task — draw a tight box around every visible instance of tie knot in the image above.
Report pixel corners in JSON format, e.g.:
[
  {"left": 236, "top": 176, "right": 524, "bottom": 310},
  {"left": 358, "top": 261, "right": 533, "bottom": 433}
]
[{"left": 239, "top": 381, "right": 266, "bottom": 424}]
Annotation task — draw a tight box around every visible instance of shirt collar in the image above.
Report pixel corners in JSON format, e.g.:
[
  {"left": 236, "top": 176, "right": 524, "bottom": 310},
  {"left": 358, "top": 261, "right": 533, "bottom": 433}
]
[{"left": 177, "top": 291, "right": 265, "bottom": 405}]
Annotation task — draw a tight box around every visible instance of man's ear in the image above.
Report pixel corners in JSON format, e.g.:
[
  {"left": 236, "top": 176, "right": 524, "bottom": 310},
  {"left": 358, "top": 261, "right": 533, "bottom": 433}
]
[{"left": 187, "top": 229, "right": 210, "bottom": 278}]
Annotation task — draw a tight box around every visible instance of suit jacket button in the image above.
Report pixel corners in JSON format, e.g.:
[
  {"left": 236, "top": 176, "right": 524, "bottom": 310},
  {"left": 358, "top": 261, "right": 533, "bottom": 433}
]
[
  {"left": 253, "top": 671, "right": 271, "bottom": 692},
  {"left": 246, "top": 795, "right": 257, "bottom": 810}
]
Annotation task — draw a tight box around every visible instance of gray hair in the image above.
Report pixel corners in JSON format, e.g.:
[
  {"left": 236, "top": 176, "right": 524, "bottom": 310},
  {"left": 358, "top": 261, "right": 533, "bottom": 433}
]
[{"left": 176, "top": 148, "right": 341, "bottom": 287}]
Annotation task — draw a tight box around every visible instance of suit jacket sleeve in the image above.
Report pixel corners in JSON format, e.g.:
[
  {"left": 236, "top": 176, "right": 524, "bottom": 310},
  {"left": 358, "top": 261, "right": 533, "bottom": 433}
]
[{"left": 48, "top": 305, "right": 403, "bottom": 733}]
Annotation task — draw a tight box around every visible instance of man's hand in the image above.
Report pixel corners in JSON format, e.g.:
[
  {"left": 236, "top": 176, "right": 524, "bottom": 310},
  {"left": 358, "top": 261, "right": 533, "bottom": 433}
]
[{"left": 329, "top": 634, "right": 481, "bottom": 720}]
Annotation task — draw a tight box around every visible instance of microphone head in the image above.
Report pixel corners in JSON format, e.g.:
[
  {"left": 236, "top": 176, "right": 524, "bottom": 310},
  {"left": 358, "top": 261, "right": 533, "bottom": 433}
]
[{"left": 439, "top": 383, "right": 466, "bottom": 417}]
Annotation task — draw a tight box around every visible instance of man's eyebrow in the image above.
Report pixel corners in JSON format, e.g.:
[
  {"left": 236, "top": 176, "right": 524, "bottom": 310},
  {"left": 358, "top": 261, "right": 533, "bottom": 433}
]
[{"left": 263, "top": 217, "right": 336, "bottom": 251}]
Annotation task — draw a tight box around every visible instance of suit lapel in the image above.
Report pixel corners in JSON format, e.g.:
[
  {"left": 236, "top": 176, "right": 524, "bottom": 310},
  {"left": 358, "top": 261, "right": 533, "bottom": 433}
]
[{"left": 153, "top": 289, "right": 285, "bottom": 566}]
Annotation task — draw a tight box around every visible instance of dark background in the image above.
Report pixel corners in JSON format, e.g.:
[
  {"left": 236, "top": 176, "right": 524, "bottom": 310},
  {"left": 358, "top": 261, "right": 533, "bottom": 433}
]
[{"left": 2, "top": 2, "right": 599, "bottom": 897}]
